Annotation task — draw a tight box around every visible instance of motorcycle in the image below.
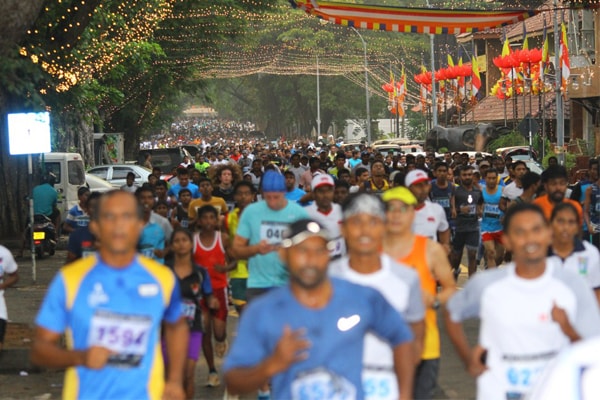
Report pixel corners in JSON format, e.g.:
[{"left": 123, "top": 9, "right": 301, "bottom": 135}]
[{"left": 29, "top": 214, "right": 57, "bottom": 258}]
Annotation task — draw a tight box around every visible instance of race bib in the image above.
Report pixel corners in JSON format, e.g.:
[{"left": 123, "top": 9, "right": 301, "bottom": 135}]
[
  {"left": 595, "top": 202, "right": 600, "bottom": 212},
  {"left": 180, "top": 219, "right": 189, "bottom": 229},
  {"left": 503, "top": 355, "right": 551, "bottom": 399},
  {"left": 139, "top": 245, "right": 155, "bottom": 259},
  {"left": 462, "top": 204, "right": 476, "bottom": 215},
  {"left": 88, "top": 310, "right": 152, "bottom": 368},
  {"left": 291, "top": 368, "right": 356, "bottom": 400},
  {"left": 363, "top": 370, "right": 397, "bottom": 400},
  {"left": 433, "top": 198, "right": 450, "bottom": 208},
  {"left": 260, "top": 221, "right": 287, "bottom": 245},
  {"left": 182, "top": 299, "right": 196, "bottom": 321},
  {"left": 82, "top": 249, "right": 95, "bottom": 258},
  {"left": 483, "top": 204, "right": 501, "bottom": 218}
]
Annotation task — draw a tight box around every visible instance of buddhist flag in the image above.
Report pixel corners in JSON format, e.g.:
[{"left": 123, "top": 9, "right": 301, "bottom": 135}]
[
  {"left": 541, "top": 18, "right": 549, "bottom": 83},
  {"left": 560, "top": 22, "right": 570, "bottom": 91},
  {"left": 398, "top": 66, "right": 406, "bottom": 116},
  {"left": 471, "top": 55, "right": 481, "bottom": 99},
  {"left": 522, "top": 21, "right": 529, "bottom": 50},
  {"left": 502, "top": 35, "right": 511, "bottom": 56},
  {"left": 457, "top": 57, "right": 465, "bottom": 98},
  {"left": 447, "top": 54, "right": 455, "bottom": 68}
]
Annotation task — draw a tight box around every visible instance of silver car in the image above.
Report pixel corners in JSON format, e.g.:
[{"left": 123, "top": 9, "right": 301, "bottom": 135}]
[{"left": 87, "top": 164, "right": 151, "bottom": 188}]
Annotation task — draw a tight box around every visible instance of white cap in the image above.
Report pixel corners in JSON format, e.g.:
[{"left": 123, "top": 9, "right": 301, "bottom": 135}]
[
  {"left": 311, "top": 174, "right": 335, "bottom": 190},
  {"left": 405, "top": 169, "right": 430, "bottom": 187}
]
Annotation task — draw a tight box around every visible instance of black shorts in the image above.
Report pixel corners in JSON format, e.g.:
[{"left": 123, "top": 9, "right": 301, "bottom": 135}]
[
  {"left": 0, "top": 318, "right": 6, "bottom": 343},
  {"left": 452, "top": 230, "right": 480, "bottom": 253}
]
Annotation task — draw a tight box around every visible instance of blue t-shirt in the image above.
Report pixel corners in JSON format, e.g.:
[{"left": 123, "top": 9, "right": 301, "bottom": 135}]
[
  {"left": 35, "top": 255, "right": 182, "bottom": 400},
  {"left": 285, "top": 188, "right": 306, "bottom": 203},
  {"left": 167, "top": 183, "right": 200, "bottom": 199},
  {"left": 481, "top": 186, "right": 503, "bottom": 233},
  {"left": 236, "top": 200, "right": 308, "bottom": 288},
  {"left": 33, "top": 183, "right": 57, "bottom": 216},
  {"left": 138, "top": 222, "right": 166, "bottom": 264},
  {"left": 348, "top": 158, "right": 362, "bottom": 169},
  {"left": 65, "top": 204, "right": 89, "bottom": 230},
  {"left": 223, "top": 278, "right": 413, "bottom": 399}
]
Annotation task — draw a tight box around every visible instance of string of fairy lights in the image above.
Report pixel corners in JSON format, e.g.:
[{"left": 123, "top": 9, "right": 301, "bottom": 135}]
[{"left": 17, "top": 0, "right": 599, "bottom": 107}]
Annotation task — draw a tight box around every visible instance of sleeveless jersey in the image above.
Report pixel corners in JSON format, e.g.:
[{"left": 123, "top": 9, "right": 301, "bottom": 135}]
[
  {"left": 193, "top": 232, "right": 227, "bottom": 289},
  {"left": 481, "top": 187, "right": 503, "bottom": 233},
  {"left": 398, "top": 236, "right": 440, "bottom": 360},
  {"left": 363, "top": 179, "right": 390, "bottom": 196}
]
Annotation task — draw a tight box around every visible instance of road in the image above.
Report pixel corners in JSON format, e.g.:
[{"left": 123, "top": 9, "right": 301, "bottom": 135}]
[{"left": 0, "top": 246, "right": 479, "bottom": 400}]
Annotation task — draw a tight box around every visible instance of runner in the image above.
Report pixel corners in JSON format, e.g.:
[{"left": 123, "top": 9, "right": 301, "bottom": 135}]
[
  {"left": 188, "top": 177, "right": 228, "bottom": 230},
  {"left": 481, "top": 168, "right": 505, "bottom": 268},
  {"left": 382, "top": 186, "right": 456, "bottom": 400},
  {"left": 499, "top": 161, "right": 527, "bottom": 211},
  {"left": 167, "top": 228, "right": 217, "bottom": 400},
  {"left": 225, "top": 181, "right": 256, "bottom": 314},
  {"left": 192, "top": 205, "right": 232, "bottom": 387},
  {"left": 62, "top": 187, "right": 90, "bottom": 234},
  {"left": 361, "top": 160, "right": 390, "bottom": 195},
  {"left": 170, "top": 188, "right": 192, "bottom": 230},
  {"left": 445, "top": 202, "right": 600, "bottom": 400},
  {"left": 508, "top": 171, "right": 541, "bottom": 206},
  {"left": 430, "top": 162, "right": 455, "bottom": 233},
  {"left": 224, "top": 219, "right": 415, "bottom": 400},
  {"left": 137, "top": 186, "right": 168, "bottom": 264},
  {"left": 0, "top": 244, "right": 18, "bottom": 353},
  {"left": 31, "top": 190, "right": 188, "bottom": 400},
  {"left": 583, "top": 164, "right": 600, "bottom": 248},
  {"left": 66, "top": 192, "right": 102, "bottom": 263},
  {"left": 533, "top": 165, "right": 583, "bottom": 222},
  {"left": 231, "top": 170, "right": 308, "bottom": 302},
  {"left": 330, "top": 193, "right": 425, "bottom": 400},
  {"left": 450, "top": 165, "right": 483, "bottom": 277},
  {"left": 406, "top": 169, "right": 450, "bottom": 253},
  {"left": 548, "top": 202, "right": 600, "bottom": 304},
  {"left": 168, "top": 168, "right": 200, "bottom": 201},
  {"left": 305, "top": 174, "right": 345, "bottom": 258}
]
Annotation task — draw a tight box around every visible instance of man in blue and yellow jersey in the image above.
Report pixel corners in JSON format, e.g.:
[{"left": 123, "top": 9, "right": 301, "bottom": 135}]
[{"left": 31, "top": 190, "right": 188, "bottom": 400}]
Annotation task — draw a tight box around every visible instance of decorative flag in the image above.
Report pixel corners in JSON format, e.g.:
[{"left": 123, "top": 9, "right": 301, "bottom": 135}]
[
  {"left": 457, "top": 57, "right": 465, "bottom": 99},
  {"left": 289, "top": 0, "right": 537, "bottom": 34},
  {"left": 447, "top": 54, "right": 455, "bottom": 68},
  {"left": 522, "top": 21, "right": 529, "bottom": 50},
  {"left": 560, "top": 22, "right": 570, "bottom": 92},
  {"left": 398, "top": 66, "right": 406, "bottom": 116},
  {"left": 540, "top": 18, "right": 549, "bottom": 83},
  {"left": 501, "top": 28, "right": 511, "bottom": 57},
  {"left": 471, "top": 55, "right": 481, "bottom": 99},
  {"left": 420, "top": 65, "right": 428, "bottom": 113}
]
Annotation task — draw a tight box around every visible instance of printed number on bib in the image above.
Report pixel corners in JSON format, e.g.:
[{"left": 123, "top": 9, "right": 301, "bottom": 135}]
[
  {"left": 434, "top": 198, "right": 450, "bottom": 208},
  {"left": 260, "top": 222, "right": 287, "bottom": 245},
  {"left": 88, "top": 310, "right": 152, "bottom": 367},
  {"left": 483, "top": 204, "right": 501, "bottom": 217},
  {"left": 504, "top": 361, "right": 545, "bottom": 396},
  {"left": 182, "top": 299, "right": 196, "bottom": 321},
  {"left": 139, "top": 246, "right": 155, "bottom": 258},
  {"left": 363, "top": 370, "right": 396, "bottom": 400},
  {"left": 291, "top": 368, "right": 356, "bottom": 400}
]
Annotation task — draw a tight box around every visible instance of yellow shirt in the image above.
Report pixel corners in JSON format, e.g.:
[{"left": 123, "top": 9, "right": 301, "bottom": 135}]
[
  {"left": 188, "top": 196, "right": 228, "bottom": 219},
  {"left": 227, "top": 208, "right": 248, "bottom": 279}
]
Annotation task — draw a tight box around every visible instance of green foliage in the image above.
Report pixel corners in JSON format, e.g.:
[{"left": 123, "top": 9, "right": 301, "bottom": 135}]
[
  {"left": 542, "top": 152, "right": 576, "bottom": 169},
  {"left": 486, "top": 131, "right": 528, "bottom": 153}
]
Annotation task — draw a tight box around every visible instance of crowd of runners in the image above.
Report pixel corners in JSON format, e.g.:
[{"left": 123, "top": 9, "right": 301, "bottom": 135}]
[{"left": 2, "top": 133, "right": 600, "bottom": 399}]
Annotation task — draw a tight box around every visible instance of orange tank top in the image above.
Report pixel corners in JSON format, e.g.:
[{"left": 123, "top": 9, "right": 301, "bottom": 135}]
[
  {"left": 193, "top": 231, "right": 227, "bottom": 289},
  {"left": 398, "top": 235, "right": 440, "bottom": 360}
]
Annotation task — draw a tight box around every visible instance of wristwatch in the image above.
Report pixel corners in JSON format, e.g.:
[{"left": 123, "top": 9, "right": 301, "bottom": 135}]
[{"left": 432, "top": 297, "right": 441, "bottom": 310}]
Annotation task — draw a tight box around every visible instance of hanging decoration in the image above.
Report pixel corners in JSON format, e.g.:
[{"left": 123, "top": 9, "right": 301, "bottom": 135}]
[{"left": 290, "top": 0, "right": 537, "bottom": 34}]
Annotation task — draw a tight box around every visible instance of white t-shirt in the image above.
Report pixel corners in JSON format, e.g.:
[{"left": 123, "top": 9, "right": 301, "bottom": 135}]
[
  {"left": 0, "top": 245, "right": 18, "bottom": 320},
  {"left": 502, "top": 182, "right": 523, "bottom": 201},
  {"left": 447, "top": 259, "right": 600, "bottom": 400},
  {"left": 305, "top": 203, "right": 345, "bottom": 257},
  {"left": 330, "top": 254, "right": 424, "bottom": 400},
  {"left": 413, "top": 200, "right": 449, "bottom": 240},
  {"left": 549, "top": 240, "right": 600, "bottom": 290}
]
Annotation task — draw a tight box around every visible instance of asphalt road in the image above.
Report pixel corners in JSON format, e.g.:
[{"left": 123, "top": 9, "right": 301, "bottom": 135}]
[{"left": 0, "top": 246, "right": 479, "bottom": 400}]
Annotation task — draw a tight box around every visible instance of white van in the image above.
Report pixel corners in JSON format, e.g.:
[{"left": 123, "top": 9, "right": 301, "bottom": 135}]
[{"left": 41, "top": 153, "right": 86, "bottom": 216}]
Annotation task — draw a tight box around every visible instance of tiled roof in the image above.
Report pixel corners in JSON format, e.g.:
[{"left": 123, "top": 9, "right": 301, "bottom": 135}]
[{"left": 466, "top": 93, "right": 570, "bottom": 123}]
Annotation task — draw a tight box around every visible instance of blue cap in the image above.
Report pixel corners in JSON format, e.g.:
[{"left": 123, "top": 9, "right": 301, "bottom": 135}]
[{"left": 262, "top": 170, "right": 286, "bottom": 193}]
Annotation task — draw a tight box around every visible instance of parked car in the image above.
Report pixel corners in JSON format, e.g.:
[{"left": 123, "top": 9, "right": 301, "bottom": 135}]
[
  {"left": 87, "top": 164, "right": 152, "bottom": 188},
  {"left": 495, "top": 146, "right": 539, "bottom": 161},
  {"left": 85, "top": 173, "right": 114, "bottom": 193}
]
